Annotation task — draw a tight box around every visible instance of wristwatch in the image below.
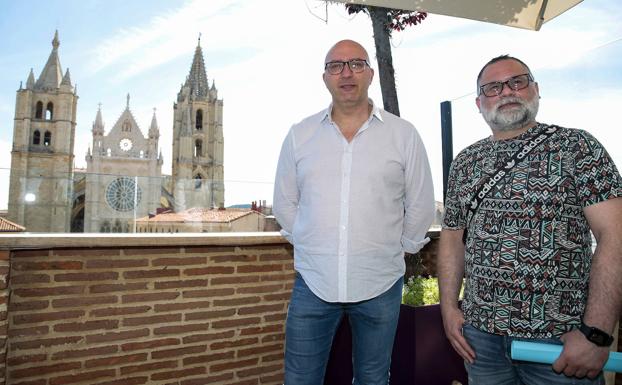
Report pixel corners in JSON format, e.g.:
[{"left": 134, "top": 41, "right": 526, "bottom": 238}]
[{"left": 579, "top": 322, "right": 614, "bottom": 347}]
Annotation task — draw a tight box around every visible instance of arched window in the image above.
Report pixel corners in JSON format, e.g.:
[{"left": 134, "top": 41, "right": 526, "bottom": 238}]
[
  {"left": 195, "top": 174, "right": 203, "bottom": 189},
  {"left": 107, "top": 148, "right": 111, "bottom": 157},
  {"left": 43, "top": 131, "right": 52, "bottom": 146},
  {"left": 122, "top": 119, "right": 131, "bottom": 132},
  {"left": 139, "top": 150, "right": 144, "bottom": 158},
  {"left": 33, "top": 130, "right": 41, "bottom": 145},
  {"left": 196, "top": 109, "right": 203, "bottom": 130},
  {"left": 35, "top": 101, "right": 43, "bottom": 119},
  {"left": 194, "top": 139, "right": 202, "bottom": 157},
  {"left": 46, "top": 102, "right": 53, "bottom": 120},
  {"left": 101, "top": 221, "right": 111, "bottom": 233}
]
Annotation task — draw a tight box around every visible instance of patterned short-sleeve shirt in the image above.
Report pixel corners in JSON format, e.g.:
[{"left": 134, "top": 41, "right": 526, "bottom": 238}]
[{"left": 443, "top": 123, "right": 622, "bottom": 338}]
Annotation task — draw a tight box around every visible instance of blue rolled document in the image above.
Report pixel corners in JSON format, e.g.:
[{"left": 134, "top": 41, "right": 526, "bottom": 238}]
[{"left": 511, "top": 341, "right": 622, "bottom": 373}]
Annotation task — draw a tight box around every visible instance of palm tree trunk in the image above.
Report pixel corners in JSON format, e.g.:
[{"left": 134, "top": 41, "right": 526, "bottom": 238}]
[{"left": 369, "top": 6, "right": 400, "bottom": 117}]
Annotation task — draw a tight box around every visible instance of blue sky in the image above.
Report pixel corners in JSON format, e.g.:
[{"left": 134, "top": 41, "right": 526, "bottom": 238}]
[{"left": 1, "top": 0, "right": 621, "bottom": 209}]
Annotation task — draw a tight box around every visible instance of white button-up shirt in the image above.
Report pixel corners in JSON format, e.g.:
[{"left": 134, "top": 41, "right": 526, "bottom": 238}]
[{"left": 273, "top": 102, "right": 434, "bottom": 302}]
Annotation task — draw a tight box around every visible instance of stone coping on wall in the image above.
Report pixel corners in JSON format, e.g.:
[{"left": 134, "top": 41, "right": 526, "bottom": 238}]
[{"left": 0, "top": 227, "right": 441, "bottom": 250}]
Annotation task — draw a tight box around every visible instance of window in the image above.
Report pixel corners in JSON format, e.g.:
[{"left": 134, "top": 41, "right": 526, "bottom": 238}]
[
  {"left": 194, "top": 139, "right": 202, "bottom": 157},
  {"left": 195, "top": 174, "right": 202, "bottom": 189},
  {"left": 35, "top": 101, "right": 43, "bottom": 119},
  {"left": 43, "top": 131, "right": 52, "bottom": 146},
  {"left": 196, "top": 109, "right": 203, "bottom": 130},
  {"left": 46, "top": 102, "right": 53, "bottom": 120},
  {"left": 33, "top": 130, "right": 41, "bottom": 145},
  {"left": 122, "top": 119, "right": 131, "bottom": 132}
]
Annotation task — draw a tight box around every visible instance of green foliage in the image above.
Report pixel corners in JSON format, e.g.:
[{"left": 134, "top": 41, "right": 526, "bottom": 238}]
[{"left": 402, "top": 276, "right": 464, "bottom": 306}]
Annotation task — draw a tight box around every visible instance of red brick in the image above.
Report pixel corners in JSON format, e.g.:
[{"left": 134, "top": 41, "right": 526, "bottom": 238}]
[
  {"left": 11, "top": 274, "right": 51, "bottom": 284},
  {"left": 183, "top": 351, "right": 234, "bottom": 365},
  {"left": 261, "top": 273, "right": 295, "bottom": 282},
  {"left": 226, "top": 380, "right": 259, "bottom": 385},
  {"left": 10, "top": 379, "right": 46, "bottom": 385},
  {"left": 237, "top": 343, "right": 283, "bottom": 358},
  {"left": 237, "top": 284, "right": 282, "bottom": 295},
  {"left": 51, "top": 248, "right": 119, "bottom": 257},
  {"left": 7, "top": 353, "right": 47, "bottom": 366},
  {"left": 260, "top": 372, "right": 285, "bottom": 384},
  {"left": 240, "top": 324, "right": 282, "bottom": 336},
  {"left": 86, "top": 328, "right": 150, "bottom": 344},
  {"left": 259, "top": 253, "right": 292, "bottom": 262},
  {"left": 10, "top": 362, "right": 81, "bottom": 378},
  {"left": 13, "top": 261, "right": 83, "bottom": 271},
  {"left": 11, "top": 336, "right": 83, "bottom": 350},
  {"left": 123, "top": 313, "right": 181, "bottom": 327},
  {"left": 123, "top": 269, "right": 180, "bottom": 279},
  {"left": 153, "top": 323, "right": 209, "bottom": 336},
  {"left": 91, "top": 305, "right": 150, "bottom": 317},
  {"left": 151, "top": 345, "right": 206, "bottom": 359},
  {"left": 210, "top": 337, "right": 258, "bottom": 351},
  {"left": 210, "top": 357, "right": 258, "bottom": 372},
  {"left": 213, "top": 296, "right": 260, "bottom": 307},
  {"left": 8, "top": 325, "right": 48, "bottom": 337},
  {"left": 151, "top": 366, "right": 206, "bottom": 381},
  {"left": 182, "top": 288, "right": 234, "bottom": 298},
  {"left": 54, "top": 319, "right": 119, "bottom": 332},
  {"left": 264, "top": 313, "right": 286, "bottom": 322},
  {"left": 238, "top": 364, "right": 283, "bottom": 378},
  {"left": 211, "top": 317, "right": 262, "bottom": 329},
  {"left": 180, "top": 372, "right": 233, "bottom": 385},
  {"left": 90, "top": 282, "right": 147, "bottom": 294},
  {"left": 55, "top": 272, "right": 118, "bottom": 282},
  {"left": 12, "top": 250, "right": 48, "bottom": 258},
  {"left": 237, "top": 264, "right": 283, "bottom": 274},
  {"left": 53, "top": 295, "right": 117, "bottom": 308},
  {"left": 9, "top": 300, "right": 49, "bottom": 312},
  {"left": 85, "top": 352, "right": 148, "bottom": 368},
  {"left": 86, "top": 259, "right": 148, "bottom": 269},
  {"left": 52, "top": 345, "right": 118, "bottom": 360},
  {"left": 92, "top": 377, "right": 148, "bottom": 385},
  {"left": 13, "top": 285, "right": 85, "bottom": 297},
  {"left": 152, "top": 257, "right": 206, "bottom": 266},
  {"left": 183, "top": 246, "right": 235, "bottom": 254},
  {"left": 210, "top": 255, "right": 257, "bottom": 263},
  {"left": 122, "top": 246, "right": 180, "bottom": 256},
  {"left": 184, "top": 266, "right": 234, "bottom": 276},
  {"left": 210, "top": 276, "right": 260, "bottom": 285},
  {"left": 263, "top": 292, "right": 292, "bottom": 302},
  {"left": 122, "top": 292, "right": 179, "bottom": 303},
  {"left": 49, "top": 369, "right": 116, "bottom": 385},
  {"left": 120, "top": 360, "right": 177, "bottom": 375},
  {"left": 13, "top": 310, "right": 84, "bottom": 325},
  {"left": 182, "top": 330, "right": 235, "bottom": 344},
  {"left": 154, "top": 300, "right": 211, "bottom": 312},
  {"left": 154, "top": 279, "right": 208, "bottom": 290},
  {"left": 237, "top": 304, "right": 284, "bottom": 316},
  {"left": 0, "top": 250, "right": 9, "bottom": 259},
  {"left": 121, "top": 338, "right": 179, "bottom": 352},
  {"left": 262, "top": 333, "right": 285, "bottom": 343},
  {"left": 185, "top": 309, "right": 236, "bottom": 321}
]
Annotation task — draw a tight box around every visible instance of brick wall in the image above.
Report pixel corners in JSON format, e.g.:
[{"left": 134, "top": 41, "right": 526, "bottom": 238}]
[{"left": 3, "top": 243, "right": 294, "bottom": 385}]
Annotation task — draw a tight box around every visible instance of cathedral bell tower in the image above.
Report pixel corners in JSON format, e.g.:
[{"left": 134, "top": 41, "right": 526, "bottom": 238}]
[
  {"left": 171, "top": 37, "right": 224, "bottom": 211},
  {"left": 8, "top": 30, "right": 78, "bottom": 232}
]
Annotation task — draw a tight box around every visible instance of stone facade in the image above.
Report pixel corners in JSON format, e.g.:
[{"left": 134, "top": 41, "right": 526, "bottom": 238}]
[{"left": 7, "top": 32, "right": 225, "bottom": 233}]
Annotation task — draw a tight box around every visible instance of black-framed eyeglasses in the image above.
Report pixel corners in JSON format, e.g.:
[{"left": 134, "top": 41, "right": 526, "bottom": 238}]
[
  {"left": 324, "top": 59, "right": 369, "bottom": 75},
  {"left": 479, "top": 73, "right": 534, "bottom": 97}
]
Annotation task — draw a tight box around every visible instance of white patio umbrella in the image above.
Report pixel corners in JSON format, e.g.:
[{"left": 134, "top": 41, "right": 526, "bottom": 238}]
[{"left": 330, "top": 0, "right": 583, "bottom": 30}]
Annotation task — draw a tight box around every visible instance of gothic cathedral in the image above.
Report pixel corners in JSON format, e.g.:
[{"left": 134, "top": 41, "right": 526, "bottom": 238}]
[{"left": 7, "top": 31, "right": 225, "bottom": 232}]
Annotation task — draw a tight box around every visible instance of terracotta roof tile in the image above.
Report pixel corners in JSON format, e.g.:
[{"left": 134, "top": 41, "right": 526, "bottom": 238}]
[
  {"left": 0, "top": 217, "right": 26, "bottom": 232},
  {"left": 136, "top": 208, "right": 260, "bottom": 224}
]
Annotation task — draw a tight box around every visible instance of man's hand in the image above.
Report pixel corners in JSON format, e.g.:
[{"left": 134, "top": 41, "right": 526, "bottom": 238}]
[
  {"left": 552, "top": 329, "right": 608, "bottom": 379},
  {"left": 441, "top": 305, "right": 475, "bottom": 364}
]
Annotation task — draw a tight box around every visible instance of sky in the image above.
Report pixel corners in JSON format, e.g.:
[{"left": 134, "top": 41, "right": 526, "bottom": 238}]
[{"left": 1, "top": 0, "right": 621, "bottom": 209}]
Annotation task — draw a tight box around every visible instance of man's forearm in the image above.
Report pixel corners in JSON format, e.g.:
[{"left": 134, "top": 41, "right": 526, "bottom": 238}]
[{"left": 438, "top": 230, "right": 466, "bottom": 311}]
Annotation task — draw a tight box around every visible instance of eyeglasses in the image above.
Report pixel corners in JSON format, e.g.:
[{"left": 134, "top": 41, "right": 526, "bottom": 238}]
[
  {"left": 479, "top": 73, "right": 534, "bottom": 97},
  {"left": 324, "top": 59, "right": 369, "bottom": 75}
]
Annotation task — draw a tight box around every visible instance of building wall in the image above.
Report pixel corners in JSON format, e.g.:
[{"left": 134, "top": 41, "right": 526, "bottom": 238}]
[{"left": 1, "top": 237, "right": 293, "bottom": 385}]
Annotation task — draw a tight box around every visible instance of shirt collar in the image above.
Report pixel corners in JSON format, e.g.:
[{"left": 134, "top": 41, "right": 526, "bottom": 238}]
[{"left": 321, "top": 99, "right": 384, "bottom": 124}]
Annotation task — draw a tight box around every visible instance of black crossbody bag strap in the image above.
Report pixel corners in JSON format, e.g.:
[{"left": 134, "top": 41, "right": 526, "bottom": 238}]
[{"left": 462, "top": 125, "right": 559, "bottom": 244}]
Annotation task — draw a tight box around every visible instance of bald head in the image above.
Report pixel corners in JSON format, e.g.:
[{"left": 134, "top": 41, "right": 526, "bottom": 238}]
[{"left": 325, "top": 40, "right": 370, "bottom": 64}]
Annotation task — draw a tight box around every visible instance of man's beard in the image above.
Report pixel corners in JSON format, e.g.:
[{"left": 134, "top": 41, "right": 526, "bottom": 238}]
[{"left": 481, "top": 96, "right": 539, "bottom": 132}]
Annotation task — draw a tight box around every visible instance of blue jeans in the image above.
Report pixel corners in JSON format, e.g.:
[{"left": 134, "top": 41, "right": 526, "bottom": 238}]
[
  {"left": 462, "top": 323, "right": 605, "bottom": 385},
  {"left": 284, "top": 273, "right": 403, "bottom": 385}
]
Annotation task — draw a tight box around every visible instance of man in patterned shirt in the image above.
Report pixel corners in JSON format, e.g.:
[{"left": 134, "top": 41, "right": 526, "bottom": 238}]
[{"left": 438, "top": 55, "right": 622, "bottom": 384}]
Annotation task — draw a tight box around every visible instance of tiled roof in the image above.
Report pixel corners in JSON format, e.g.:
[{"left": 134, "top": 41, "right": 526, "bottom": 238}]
[
  {"left": 136, "top": 208, "right": 259, "bottom": 224},
  {"left": 0, "top": 217, "right": 26, "bottom": 232}
]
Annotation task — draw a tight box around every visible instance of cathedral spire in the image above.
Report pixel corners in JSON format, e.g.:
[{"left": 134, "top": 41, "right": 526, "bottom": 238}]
[
  {"left": 26, "top": 68, "right": 35, "bottom": 89},
  {"left": 61, "top": 68, "right": 73, "bottom": 88},
  {"left": 35, "top": 30, "right": 63, "bottom": 90},
  {"left": 149, "top": 108, "right": 160, "bottom": 139},
  {"left": 184, "top": 37, "right": 209, "bottom": 99},
  {"left": 92, "top": 103, "right": 104, "bottom": 136}
]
